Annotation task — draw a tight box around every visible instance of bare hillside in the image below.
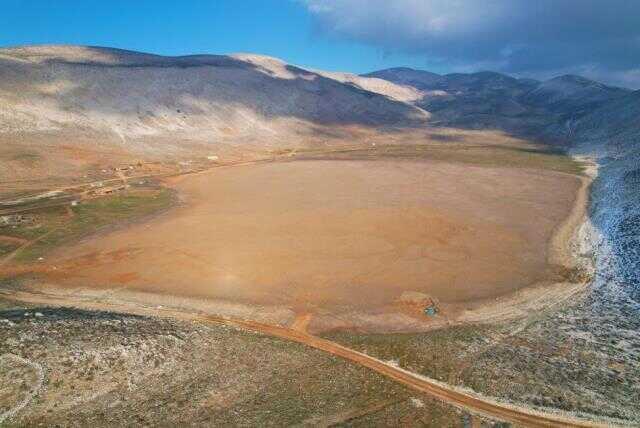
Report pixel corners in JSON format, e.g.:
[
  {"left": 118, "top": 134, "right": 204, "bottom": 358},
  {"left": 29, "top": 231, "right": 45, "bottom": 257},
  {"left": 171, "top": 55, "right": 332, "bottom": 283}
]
[
  {"left": 0, "top": 45, "right": 432, "bottom": 185},
  {"left": 0, "top": 45, "right": 426, "bottom": 145},
  {"left": 365, "top": 67, "right": 631, "bottom": 139}
]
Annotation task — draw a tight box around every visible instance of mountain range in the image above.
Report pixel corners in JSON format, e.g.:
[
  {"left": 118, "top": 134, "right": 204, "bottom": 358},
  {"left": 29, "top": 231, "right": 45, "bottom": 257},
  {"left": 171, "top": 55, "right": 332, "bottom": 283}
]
[
  {"left": 0, "top": 45, "right": 638, "bottom": 180},
  {"left": 364, "top": 67, "right": 633, "bottom": 139}
]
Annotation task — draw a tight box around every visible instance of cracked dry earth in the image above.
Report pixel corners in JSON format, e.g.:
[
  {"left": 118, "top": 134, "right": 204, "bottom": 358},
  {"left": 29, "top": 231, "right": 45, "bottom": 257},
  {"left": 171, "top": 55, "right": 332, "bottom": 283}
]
[{"left": 0, "top": 304, "right": 483, "bottom": 427}]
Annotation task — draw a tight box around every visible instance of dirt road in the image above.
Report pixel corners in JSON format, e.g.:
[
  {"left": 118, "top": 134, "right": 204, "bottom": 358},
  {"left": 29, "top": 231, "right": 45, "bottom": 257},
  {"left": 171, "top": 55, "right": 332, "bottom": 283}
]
[
  {"left": 226, "top": 318, "right": 609, "bottom": 427},
  {"left": 1, "top": 289, "right": 612, "bottom": 427}
]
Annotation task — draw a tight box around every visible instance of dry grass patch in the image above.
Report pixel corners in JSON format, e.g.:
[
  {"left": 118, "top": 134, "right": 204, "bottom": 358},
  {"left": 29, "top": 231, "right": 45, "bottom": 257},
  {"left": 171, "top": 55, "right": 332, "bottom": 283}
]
[
  {"left": 1, "top": 187, "right": 173, "bottom": 263},
  {"left": 292, "top": 143, "right": 585, "bottom": 175}
]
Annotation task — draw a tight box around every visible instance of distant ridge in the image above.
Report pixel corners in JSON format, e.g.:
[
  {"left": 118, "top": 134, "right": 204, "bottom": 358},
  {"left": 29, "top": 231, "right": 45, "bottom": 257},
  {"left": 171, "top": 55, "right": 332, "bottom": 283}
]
[
  {"left": 363, "top": 65, "right": 631, "bottom": 138},
  {"left": 363, "top": 67, "right": 442, "bottom": 90},
  {"left": 0, "top": 44, "right": 636, "bottom": 185}
]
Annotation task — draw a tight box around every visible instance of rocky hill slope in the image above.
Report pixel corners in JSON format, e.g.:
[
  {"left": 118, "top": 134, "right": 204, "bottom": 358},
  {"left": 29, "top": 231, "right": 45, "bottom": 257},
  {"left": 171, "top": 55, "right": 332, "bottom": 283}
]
[
  {"left": 572, "top": 89, "right": 640, "bottom": 148},
  {"left": 571, "top": 90, "right": 640, "bottom": 302},
  {"left": 365, "top": 67, "right": 631, "bottom": 140},
  {"left": 0, "top": 45, "right": 427, "bottom": 146}
]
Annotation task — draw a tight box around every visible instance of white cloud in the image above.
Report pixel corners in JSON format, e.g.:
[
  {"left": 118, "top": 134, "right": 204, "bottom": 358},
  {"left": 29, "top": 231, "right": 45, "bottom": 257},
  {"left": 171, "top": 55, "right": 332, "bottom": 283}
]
[{"left": 303, "top": 0, "right": 640, "bottom": 88}]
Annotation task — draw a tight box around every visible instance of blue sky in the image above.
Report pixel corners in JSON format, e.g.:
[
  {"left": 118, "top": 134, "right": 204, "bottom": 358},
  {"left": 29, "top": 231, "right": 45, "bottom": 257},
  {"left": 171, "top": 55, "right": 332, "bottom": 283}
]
[
  {"left": 0, "top": 0, "right": 443, "bottom": 75},
  {"left": 2, "top": 1, "right": 638, "bottom": 87}
]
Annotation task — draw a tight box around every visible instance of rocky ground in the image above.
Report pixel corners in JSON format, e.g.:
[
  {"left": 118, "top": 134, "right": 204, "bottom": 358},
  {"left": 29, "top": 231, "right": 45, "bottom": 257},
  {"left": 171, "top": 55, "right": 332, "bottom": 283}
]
[
  {"left": 326, "top": 288, "right": 640, "bottom": 426},
  {"left": 0, "top": 297, "right": 495, "bottom": 427},
  {"left": 461, "top": 293, "right": 640, "bottom": 423}
]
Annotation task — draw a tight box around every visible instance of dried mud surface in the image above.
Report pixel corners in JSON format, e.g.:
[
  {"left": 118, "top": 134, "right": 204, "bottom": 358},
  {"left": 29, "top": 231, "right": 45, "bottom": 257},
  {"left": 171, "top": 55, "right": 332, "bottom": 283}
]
[{"left": 44, "top": 159, "right": 580, "bottom": 332}]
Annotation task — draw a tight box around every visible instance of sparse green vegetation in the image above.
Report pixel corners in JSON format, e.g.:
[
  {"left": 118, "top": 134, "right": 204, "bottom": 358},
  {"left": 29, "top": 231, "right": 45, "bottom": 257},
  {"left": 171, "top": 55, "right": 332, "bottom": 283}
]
[
  {"left": 324, "top": 303, "right": 640, "bottom": 424},
  {"left": 0, "top": 242, "right": 19, "bottom": 258},
  {"left": 323, "top": 324, "right": 496, "bottom": 383},
  {"left": 293, "top": 144, "right": 585, "bottom": 175},
  {"left": 0, "top": 306, "right": 465, "bottom": 427},
  {"left": 551, "top": 264, "right": 595, "bottom": 284},
  {"left": 0, "top": 296, "right": 26, "bottom": 310},
  {"left": 10, "top": 151, "right": 41, "bottom": 165},
  {"left": 3, "top": 188, "right": 173, "bottom": 263}
]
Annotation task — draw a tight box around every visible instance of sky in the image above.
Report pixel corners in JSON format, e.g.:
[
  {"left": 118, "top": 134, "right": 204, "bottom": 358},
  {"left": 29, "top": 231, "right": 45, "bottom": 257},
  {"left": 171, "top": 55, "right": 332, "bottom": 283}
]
[{"left": 1, "top": 0, "right": 638, "bottom": 88}]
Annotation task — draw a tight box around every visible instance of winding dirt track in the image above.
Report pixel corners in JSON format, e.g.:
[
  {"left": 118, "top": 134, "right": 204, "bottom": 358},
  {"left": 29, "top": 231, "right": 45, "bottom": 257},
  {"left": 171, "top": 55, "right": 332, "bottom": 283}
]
[
  {"left": 222, "top": 318, "right": 608, "bottom": 428},
  {"left": 1, "top": 289, "right": 612, "bottom": 427},
  {"left": 0, "top": 156, "right": 609, "bottom": 426}
]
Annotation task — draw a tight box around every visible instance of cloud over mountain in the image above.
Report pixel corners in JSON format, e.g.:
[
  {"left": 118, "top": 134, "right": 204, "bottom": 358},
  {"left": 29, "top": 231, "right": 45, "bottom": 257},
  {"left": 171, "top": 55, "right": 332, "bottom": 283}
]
[{"left": 303, "top": 0, "right": 640, "bottom": 88}]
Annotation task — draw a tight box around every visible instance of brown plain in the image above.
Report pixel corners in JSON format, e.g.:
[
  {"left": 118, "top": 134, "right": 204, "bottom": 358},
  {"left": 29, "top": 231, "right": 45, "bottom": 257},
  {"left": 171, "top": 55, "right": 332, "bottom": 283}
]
[{"left": 50, "top": 158, "right": 580, "bottom": 312}]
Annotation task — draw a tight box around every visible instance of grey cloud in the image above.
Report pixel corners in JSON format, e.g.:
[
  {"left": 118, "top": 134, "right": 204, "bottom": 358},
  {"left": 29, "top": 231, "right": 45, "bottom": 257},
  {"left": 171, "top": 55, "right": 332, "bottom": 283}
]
[{"left": 303, "top": 0, "right": 640, "bottom": 88}]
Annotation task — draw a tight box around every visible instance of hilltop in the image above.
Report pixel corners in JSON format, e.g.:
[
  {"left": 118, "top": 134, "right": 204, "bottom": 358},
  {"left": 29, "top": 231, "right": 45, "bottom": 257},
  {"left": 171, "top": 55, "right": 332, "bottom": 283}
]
[{"left": 364, "top": 66, "right": 631, "bottom": 138}]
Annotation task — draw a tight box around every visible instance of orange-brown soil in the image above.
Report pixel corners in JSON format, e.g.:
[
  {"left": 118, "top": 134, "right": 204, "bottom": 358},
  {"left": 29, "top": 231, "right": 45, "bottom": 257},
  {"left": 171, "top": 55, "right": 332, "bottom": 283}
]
[{"left": 42, "top": 159, "right": 581, "bottom": 329}]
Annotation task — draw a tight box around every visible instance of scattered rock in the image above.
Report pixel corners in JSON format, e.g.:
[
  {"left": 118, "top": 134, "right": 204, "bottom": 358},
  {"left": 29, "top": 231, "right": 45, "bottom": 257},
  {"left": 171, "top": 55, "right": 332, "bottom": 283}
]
[{"left": 410, "top": 397, "right": 424, "bottom": 408}]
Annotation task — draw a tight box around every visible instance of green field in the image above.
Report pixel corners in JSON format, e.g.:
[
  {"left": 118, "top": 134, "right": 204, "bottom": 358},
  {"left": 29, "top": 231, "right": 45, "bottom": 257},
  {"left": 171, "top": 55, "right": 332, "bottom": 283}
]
[
  {"left": 2, "top": 188, "right": 173, "bottom": 263},
  {"left": 292, "top": 144, "right": 586, "bottom": 176}
]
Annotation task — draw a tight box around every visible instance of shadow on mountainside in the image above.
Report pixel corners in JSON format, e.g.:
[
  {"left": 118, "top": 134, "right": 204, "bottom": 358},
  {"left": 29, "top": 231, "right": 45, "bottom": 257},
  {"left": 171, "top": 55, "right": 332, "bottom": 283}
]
[{"left": 0, "top": 46, "right": 427, "bottom": 131}]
